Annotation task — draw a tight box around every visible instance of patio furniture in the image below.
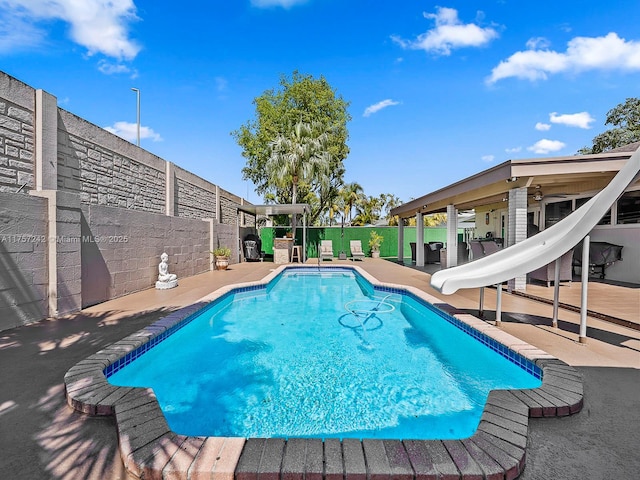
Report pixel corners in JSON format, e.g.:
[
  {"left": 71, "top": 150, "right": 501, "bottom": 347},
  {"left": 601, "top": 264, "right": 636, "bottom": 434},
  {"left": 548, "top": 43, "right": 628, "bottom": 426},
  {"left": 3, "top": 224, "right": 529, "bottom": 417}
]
[
  {"left": 290, "top": 245, "right": 303, "bottom": 263},
  {"left": 349, "top": 240, "right": 365, "bottom": 261},
  {"left": 319, "top": 240, "right": 334, "bottom": 261},
  {"left": 458, "top": 241, "right": 469, "bottom": 264},
  {"left": 528, "top": 249, "right": 574, "bottom": 287},
  {"left": 481, "top": 240, "right": 501, "bottom": 255},
  {"left": 469, "top": 240, "right": 485, "bottom": 261},
  {"left": 573, "top": 242, "right": 623, "bottom": 279},
  {"left": 409, "top": 242, "right": 444, "bottom": 263}
]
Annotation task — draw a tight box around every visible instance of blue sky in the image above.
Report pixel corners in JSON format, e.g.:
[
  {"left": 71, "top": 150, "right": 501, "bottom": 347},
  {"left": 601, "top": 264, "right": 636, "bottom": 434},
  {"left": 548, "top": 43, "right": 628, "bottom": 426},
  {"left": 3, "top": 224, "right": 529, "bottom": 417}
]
[{"left": 2, "top": 0, "right": 640, "bottom": 204}]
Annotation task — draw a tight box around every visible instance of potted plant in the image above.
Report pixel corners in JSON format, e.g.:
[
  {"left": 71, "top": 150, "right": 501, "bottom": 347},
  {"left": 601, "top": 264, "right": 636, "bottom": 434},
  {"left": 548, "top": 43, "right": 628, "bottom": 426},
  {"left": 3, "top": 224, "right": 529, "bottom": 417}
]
[
  {"left": 212, "top": 246, "right": 231, "bottom": 270},
  {"left": 368, "top": 231, "right": 383, "bottom": 258}
]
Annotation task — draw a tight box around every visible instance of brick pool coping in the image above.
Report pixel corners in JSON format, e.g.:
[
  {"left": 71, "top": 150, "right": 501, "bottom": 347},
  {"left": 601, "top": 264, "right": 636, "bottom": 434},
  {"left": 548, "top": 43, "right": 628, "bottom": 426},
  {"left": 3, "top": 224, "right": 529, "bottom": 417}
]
[{"left": 64, "top": 265, "right": 584, "bottom": 480}]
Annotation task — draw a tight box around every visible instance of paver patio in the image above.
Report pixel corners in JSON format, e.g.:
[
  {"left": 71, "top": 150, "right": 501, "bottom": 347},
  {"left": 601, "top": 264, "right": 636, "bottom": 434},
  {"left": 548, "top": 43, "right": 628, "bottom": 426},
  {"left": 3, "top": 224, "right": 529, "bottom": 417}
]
[{"left": 1, "top": 259, "right": 638, "bottom": 479}]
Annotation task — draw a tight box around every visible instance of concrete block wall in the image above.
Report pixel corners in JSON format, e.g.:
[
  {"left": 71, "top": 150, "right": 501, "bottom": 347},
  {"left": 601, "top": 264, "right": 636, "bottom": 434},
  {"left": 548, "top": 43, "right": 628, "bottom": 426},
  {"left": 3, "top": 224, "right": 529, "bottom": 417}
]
[
  {"left": 0, "top": 192, "right": 48, "bottom": 330},
  {"left": 58, "top": 109, "right": 166, "bottom": 213},
  {"left": 0, "top": 70, "right": 253, "bottom": 330},
  {"left": 0, "top": 74, "right": 34, "bottom": 193},
  {"left": 55, "top": 192, "right": 82, "bottom": 314},
  {"left": 81, "top": 205, "right": 216, "bottom": 307},
  {"left": 174, "top": 164, "right": 217, "bottom": 219}
]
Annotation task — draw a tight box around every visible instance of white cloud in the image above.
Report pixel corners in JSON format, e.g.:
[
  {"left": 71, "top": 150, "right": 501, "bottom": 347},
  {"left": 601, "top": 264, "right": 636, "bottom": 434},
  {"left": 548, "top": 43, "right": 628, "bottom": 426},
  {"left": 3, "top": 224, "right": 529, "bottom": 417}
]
[
  {"left": 526, "top": 37, "right": 551, "bottom": 50},
  {"left": 527, "top": 139, "right": 566, "bottom": 154},
  {"left": 98, "top": 60, "right": 131, "bottom": 75},
  {"left": 488, "top": 32, "right": 640, "bottom": 84},
  {"left": 363, "top": 99, "right": 400, "bottom": 117},
  {"left": 0, "top": 9, "right": 47, "bottom": 53},
  {"left": 104, "top": 121, "right": 162, "bottom": 143},
  {"left": 549, "top": 111, "right": 595, "bottom": 129},
  {"left": 1, "top": 0, "right": 141, "bottom": 60},
  {"left": 215, "top": 76, "right": 228, "bottom": 92},
  {"left": 481, "top": 155, "right": 495, "bottom": 162},
  {"left": 251, "top": 0, "right": 308, "bottom": 8},
  {"left": 505, "top": 147, "right": 522, "bottom": 154},
  {"left": 392, "top": 7, "right": 498, "bottom": 56},
  {"left": 535, "top": 122, "right": 551, "bottom": 131}
]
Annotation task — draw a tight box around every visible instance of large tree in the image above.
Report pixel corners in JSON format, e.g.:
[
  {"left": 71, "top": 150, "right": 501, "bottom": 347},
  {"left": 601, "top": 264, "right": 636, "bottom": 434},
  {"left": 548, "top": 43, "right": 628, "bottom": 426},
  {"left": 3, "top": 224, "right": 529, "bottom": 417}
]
[
  {"left": 579, "top": 97, "right": 640, "bottom": 154},
  {"left": 232, "top": 71, "right": 351, "bottom": 224},
  {"left": 267, "top": 121, "right": 332, "bottom": 234}
]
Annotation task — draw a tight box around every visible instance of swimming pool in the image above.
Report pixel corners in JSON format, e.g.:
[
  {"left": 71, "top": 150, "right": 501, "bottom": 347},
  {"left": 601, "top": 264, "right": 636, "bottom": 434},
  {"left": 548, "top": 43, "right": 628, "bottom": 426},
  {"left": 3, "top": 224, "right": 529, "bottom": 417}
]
[
  {"left": 106, "top": 267, "right": 541, "bottom": 440},
  {"left": 65, "top": 264, "right": 584, "bottom": 480}
]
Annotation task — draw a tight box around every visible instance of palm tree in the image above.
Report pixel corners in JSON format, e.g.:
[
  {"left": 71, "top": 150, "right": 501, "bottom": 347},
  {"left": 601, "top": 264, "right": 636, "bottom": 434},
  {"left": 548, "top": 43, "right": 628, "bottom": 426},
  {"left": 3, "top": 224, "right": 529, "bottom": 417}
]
[
  {"left": 353, "top": 195, "right": 383, "bottom": 225},
  {"left": 267, "top": 121, "right": 332, "bottom": 235},
  {"left": 341, "top": 182, "right": 364, "bottom": 224}
]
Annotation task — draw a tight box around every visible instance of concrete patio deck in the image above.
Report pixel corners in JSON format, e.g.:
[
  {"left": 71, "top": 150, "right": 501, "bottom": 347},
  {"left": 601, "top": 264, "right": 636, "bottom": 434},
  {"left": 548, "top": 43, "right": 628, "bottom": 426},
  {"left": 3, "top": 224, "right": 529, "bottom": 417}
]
[{"left": 1, "top": 259, "right": 638, "bottom": 479}]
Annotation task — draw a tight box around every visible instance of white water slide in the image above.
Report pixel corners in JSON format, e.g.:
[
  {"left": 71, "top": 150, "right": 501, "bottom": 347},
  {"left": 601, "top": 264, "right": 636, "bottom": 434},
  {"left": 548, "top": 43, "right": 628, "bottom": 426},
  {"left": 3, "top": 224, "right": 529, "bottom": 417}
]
[{"left": 431, "top": 147, "right": 640, "bottom": 295}]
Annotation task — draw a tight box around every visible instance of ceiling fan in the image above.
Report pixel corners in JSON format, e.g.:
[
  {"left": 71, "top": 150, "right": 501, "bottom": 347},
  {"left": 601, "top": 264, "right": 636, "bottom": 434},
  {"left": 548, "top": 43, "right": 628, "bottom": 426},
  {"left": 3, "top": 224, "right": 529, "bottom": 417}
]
[{"left": 529, "top": 186, "right": 568, "bottom": 202}]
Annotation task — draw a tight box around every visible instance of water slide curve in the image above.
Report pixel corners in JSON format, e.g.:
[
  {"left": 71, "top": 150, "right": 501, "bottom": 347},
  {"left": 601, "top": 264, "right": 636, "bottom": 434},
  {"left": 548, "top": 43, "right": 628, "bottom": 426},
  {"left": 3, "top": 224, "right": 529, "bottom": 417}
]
[{"left": 430, "top": 147, "right": 640, "bottom": 295}]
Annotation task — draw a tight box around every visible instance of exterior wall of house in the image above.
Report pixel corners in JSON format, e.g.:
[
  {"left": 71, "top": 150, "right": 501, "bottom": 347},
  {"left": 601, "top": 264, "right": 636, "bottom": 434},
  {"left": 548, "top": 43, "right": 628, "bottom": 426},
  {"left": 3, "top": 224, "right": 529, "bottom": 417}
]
[
  {"left": 0, "top": 70, "right": 251, "bottom": 331},
  {"left": 475, "top": 200, "right": 639, "bottom": 285},
  {"left": 589, "top": 226, "right": 640, "bottom": 284}
]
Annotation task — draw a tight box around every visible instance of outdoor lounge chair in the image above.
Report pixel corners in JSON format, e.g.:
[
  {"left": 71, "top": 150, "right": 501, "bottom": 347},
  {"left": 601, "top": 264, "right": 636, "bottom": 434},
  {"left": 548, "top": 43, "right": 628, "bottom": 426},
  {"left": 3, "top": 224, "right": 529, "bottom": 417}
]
[
  {"left": 469, "top": 240, "right": 485, "bottom": 261},
  {"left": 319, "top": 240, "right": 334, "bottom": 261},
  {"left": 528, "top": 249, "right": 574, "bottom": 287},
  {"left": 349, "top": 240, "right": 365, "bottom": 261},
  {"left": 481, "top": 240, "right": 501, "bottom": 255},
  {"left": 409, "top": 241, "right": 444, "bottom": 263}
]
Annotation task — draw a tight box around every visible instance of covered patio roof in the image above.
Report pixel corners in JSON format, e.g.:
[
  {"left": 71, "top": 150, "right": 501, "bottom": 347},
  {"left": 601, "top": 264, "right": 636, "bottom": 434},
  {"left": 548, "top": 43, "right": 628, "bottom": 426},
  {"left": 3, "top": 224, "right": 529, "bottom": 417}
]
[
  {"left": 237, "top": 203, "right": 311, "bottom": 217},
  {"left": 391, "top": 146, "right": 640, "bottom": 218}
]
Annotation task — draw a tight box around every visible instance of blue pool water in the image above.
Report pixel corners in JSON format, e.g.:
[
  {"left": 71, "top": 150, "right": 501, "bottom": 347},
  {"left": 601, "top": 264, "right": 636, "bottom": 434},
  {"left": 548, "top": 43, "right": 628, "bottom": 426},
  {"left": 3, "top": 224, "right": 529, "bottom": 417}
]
[{"left": 108, "top": 268, "right": 541, "bottom": 440}]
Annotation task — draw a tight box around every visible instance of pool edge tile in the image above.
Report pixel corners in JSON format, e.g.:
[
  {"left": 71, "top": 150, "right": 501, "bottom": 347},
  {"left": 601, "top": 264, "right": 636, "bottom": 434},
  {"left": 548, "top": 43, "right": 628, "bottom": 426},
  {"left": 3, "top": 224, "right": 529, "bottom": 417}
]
[{"left": 62, "top": 264, "right": 585, "bottom": 480}]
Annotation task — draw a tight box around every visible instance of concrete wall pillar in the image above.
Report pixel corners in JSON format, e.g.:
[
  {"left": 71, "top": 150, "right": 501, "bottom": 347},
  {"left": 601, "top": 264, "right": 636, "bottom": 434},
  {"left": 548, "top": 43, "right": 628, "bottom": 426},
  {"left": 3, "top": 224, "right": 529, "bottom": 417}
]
[
  {"left": 215, "top": 185, "right": 221, "bottom": 223},
  {"left": 29, "top": 190, "right": 82, "bottom": 317},
  {"left": 35, "top": 89, "right": 57, "bottom": 191},
  {"left": 446, "top": 204, "right": 458, "bottom": 268},
  {"left": 204, "top": 218, "right": 215, "bottom": 270},
  {"left": 508, "top": 187, "right": 528, "bottom": 291},
  {"left": 165, "top": 161, "right": 175, "bottom": 216}
]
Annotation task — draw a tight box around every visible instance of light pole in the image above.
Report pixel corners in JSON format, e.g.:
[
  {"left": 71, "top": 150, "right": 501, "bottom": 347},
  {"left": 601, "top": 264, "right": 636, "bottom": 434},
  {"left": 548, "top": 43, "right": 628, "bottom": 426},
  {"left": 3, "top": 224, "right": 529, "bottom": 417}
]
[{"left": 131, "top": 87, "right": 140, "bottom": 146}]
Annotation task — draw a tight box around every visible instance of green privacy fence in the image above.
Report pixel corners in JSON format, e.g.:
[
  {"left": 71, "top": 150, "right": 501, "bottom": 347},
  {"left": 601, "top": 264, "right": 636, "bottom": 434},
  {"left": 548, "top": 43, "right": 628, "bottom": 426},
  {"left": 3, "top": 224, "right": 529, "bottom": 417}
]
[{"left": 259, "top": 226, "right": 462, "bottom": 259}]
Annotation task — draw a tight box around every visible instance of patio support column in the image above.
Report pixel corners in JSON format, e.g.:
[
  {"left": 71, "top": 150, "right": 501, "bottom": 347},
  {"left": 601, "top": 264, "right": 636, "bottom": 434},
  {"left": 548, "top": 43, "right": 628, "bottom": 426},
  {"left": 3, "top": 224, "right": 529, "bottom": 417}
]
[
  {"left": 302, "top": 208, "right": 307, "bottom": 262},
  {"left": 507, "top": 187, "right": 528, "bottom": 291},
  {"left": 495, "top": 283, "right": 502, "bottom": 326},
  {"left": 416, "top": 213, "right": 424, "bottom": 267},
  {"left": 579, "top": 236, "right": 590, "bottom": 343},
  {"left": 446, "top": 204, "right": 458, "bottom": 267},
  {"left": 552, "top": 257, "right": 561, "bottom": 328},
  {"left": 397, "top": 217, "right": 404, "bottom": 263}
]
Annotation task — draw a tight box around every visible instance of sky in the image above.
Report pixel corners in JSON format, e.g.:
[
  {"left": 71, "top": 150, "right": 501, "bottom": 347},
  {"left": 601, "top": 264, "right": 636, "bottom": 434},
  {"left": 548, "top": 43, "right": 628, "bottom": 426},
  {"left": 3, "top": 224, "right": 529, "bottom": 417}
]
[{"left": 2, "top": 0, "right": 640, "bottom": 204}]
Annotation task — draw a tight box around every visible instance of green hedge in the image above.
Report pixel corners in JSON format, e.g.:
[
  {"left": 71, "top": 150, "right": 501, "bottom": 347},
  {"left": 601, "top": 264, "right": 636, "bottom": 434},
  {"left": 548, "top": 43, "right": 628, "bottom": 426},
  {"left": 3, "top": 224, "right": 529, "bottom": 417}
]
[{"left": 260, "top": 226, "right": 460, "bottom": 258}]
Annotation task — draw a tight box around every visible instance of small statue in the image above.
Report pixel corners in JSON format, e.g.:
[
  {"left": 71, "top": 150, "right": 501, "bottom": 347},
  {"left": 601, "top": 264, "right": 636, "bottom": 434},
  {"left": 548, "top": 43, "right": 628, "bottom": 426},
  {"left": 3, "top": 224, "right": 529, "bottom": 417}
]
[{"left": 155, "top": 252, "right": 178, "bottom": 289}]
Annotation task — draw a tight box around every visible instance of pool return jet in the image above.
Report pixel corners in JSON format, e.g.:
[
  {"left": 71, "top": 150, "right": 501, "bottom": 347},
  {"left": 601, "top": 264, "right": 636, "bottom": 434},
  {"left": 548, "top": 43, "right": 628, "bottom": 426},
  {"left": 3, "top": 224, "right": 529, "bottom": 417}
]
[{"left": 430, "top": 146, "right": 640, "bottom": 343}]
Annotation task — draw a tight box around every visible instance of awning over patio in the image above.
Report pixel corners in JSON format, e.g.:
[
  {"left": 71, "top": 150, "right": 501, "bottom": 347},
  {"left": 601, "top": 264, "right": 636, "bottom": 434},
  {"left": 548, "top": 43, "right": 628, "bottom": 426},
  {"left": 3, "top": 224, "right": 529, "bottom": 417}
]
[
  {"left": 237, "top": 203, "right": 311, "bottom": 217},
  {"left": 391, "top": 148, "right": 639, "bottom": 219},
  {"left": 237, "top": 203, "right": 311, "bottom": 262}
]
